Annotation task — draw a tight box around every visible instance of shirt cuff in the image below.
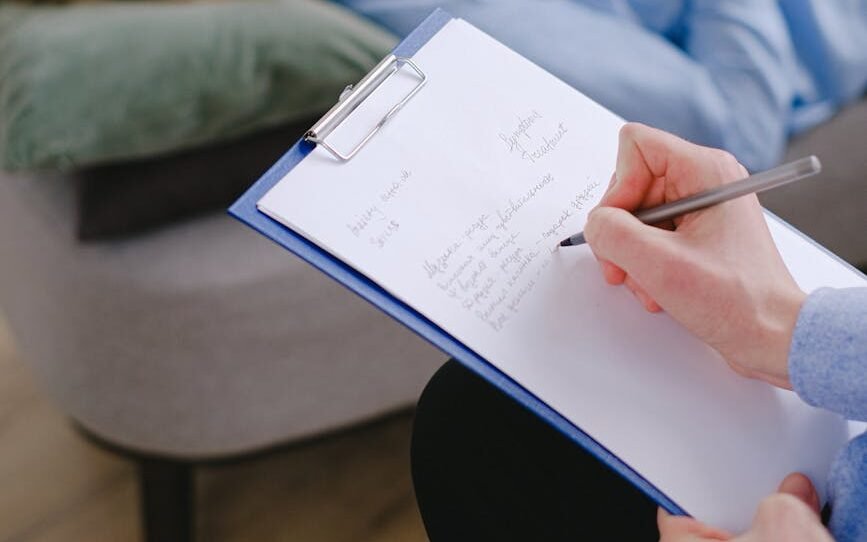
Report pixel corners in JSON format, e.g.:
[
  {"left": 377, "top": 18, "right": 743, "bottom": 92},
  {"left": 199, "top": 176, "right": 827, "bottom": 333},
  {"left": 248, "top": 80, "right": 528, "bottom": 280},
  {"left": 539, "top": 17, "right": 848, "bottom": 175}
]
[{"left": 789, "top": 287, "right": 867, "bottom": 422}]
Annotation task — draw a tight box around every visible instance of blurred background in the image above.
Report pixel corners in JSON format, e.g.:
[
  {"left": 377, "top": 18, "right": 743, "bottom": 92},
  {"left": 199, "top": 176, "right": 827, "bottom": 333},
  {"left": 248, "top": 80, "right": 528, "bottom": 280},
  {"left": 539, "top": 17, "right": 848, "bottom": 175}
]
[{"left": 0, "top": 1, "right": 865, "bottom": 541}]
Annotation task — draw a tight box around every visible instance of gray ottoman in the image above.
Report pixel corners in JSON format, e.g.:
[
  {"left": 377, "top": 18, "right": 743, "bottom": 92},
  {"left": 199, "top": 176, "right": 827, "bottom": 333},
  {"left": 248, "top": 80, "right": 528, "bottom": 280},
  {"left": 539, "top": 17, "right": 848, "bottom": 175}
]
[{"left": 0, "top": 131, "right": 444, "bottom": 540}]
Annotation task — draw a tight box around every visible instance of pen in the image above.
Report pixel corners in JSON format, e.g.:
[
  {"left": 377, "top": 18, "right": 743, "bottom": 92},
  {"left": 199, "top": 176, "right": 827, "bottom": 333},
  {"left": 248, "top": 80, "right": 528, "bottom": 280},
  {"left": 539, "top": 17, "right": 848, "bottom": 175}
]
[{"left": 559, "top": 156, "right": 822, "bottom": 247}]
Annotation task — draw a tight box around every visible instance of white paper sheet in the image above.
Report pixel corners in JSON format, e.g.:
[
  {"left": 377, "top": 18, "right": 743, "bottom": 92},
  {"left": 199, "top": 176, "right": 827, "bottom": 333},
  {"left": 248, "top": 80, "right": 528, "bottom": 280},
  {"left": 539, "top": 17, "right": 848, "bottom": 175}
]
[{"left": 258, "top": 19, "right": 865, "bottom": 532}]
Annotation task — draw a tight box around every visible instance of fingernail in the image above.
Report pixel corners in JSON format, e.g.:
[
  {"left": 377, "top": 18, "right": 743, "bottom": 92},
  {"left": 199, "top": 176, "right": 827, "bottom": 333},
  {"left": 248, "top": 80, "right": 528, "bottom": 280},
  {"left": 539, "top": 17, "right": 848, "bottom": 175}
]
[{"left": 779, "top": 474, "right": 816, "bottom": 506}]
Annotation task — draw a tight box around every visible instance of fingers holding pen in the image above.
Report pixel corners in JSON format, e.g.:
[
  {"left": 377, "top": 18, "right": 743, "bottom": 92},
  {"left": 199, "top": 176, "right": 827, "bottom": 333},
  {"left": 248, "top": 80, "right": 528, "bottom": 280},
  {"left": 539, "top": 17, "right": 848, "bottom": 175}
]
[
  {"left": 605, "top": 123, "right": 748, "bottom": 212},
  {"left": 624, "top": 275, "right": 663, "bottom": 313},
  {"left": 592, "top": 172, "right": 629, "bottom": 286},
  {"left": 603, "top": 123, "right": 686, "bottom": 210},
  {"left": 584, "top": 206, "right": 675, "bottom": 290}
]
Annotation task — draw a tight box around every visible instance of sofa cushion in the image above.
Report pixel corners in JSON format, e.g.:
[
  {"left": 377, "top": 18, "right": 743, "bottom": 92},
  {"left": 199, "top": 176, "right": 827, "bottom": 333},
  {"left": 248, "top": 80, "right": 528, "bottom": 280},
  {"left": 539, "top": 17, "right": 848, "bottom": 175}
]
[{"left": 0, "top": 0, "right": 395, "bottom": 171}]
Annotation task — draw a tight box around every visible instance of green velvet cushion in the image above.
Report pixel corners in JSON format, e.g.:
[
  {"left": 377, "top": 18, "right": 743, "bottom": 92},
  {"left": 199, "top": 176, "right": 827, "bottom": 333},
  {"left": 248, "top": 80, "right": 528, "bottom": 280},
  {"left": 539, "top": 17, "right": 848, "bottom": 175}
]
[{"left": 0, "top": 0, "right": 396, "bottom": 170}]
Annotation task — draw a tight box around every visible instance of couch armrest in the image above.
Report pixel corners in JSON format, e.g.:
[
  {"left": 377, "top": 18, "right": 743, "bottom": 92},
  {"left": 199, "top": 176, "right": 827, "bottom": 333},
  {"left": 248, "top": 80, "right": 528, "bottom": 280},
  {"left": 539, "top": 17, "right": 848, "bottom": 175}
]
[{"left": 760, "top": 98, "right": 867, "bottom": 269}]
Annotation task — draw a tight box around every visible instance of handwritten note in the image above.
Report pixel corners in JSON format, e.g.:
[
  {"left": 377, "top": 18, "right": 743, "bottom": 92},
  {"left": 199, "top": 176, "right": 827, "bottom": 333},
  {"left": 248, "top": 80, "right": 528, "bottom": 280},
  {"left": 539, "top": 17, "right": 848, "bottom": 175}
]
[{"left": 257, "top": 19, "right": 863, "bottom": 532}]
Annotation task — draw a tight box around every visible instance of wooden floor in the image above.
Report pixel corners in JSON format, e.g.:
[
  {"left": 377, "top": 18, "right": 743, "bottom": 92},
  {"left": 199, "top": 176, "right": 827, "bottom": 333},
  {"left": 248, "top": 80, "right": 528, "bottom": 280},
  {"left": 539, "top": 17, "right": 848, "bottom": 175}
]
[{"left": 0, "top": 315, "right": 428, "bottom": 542}]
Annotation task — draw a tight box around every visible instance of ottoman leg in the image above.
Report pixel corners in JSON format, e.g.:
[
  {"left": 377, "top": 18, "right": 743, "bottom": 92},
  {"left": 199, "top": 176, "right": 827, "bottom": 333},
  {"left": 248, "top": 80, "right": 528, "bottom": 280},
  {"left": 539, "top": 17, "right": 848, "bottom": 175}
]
[{"left": 138, "top": 458, "right": 194, "bottom": 542}]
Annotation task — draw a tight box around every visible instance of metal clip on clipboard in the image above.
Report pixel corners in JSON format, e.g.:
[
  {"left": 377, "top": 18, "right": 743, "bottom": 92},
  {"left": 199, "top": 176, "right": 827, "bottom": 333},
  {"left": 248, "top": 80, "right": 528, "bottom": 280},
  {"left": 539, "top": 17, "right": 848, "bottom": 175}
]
[{"left": 304, "top": 55, "right": 427, "bottom": 161}]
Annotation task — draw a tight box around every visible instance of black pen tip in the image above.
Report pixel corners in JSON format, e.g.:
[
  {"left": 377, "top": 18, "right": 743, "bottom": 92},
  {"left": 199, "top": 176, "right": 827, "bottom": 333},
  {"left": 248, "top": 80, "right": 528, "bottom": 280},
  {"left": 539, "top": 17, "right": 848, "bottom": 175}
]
[{"left": 559, "top": 232, "right": 586, "bottom": 247}]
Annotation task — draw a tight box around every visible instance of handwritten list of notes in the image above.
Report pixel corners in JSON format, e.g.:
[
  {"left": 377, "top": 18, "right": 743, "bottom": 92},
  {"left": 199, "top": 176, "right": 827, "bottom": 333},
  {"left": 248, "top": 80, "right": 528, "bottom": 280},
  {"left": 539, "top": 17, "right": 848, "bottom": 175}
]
[
  {"left": 257, "top": 19, "right": 859, "bottom": 533},
  {"left": 335, "top": 103, "right": 603, "bottom": 332},
  {"left": 414, "top": 154, "right": 602, "bottom": 332},
  {"left": 322, "top": 94, "right": 606, "bottom": 332}
]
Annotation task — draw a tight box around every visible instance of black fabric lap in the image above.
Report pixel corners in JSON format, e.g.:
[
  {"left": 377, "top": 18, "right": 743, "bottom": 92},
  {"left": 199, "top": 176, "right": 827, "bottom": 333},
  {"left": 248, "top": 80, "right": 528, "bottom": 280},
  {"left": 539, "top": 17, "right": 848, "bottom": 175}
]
[{"left": 411, "top": 359, "right": 658, "bottom": 542}]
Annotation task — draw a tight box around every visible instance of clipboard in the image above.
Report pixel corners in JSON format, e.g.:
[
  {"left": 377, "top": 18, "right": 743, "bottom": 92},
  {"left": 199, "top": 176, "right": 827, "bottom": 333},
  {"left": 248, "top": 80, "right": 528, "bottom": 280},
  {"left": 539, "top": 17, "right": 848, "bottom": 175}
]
[{"left": 229, "top": 8, "right": 686, "bottom": 516}]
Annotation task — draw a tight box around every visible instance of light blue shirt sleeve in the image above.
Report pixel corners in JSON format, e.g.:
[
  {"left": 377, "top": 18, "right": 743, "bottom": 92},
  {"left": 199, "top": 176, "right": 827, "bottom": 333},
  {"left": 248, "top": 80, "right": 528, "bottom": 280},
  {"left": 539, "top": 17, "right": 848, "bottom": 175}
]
[
  {"left": 827, "top": 433, "right": 867, "bottom": 542},
  {"left": 790, "top": 288, "right": 867, "bottom": 422},
  {"left": 789, "top": 287, "right": 867, "bottom": 542}
]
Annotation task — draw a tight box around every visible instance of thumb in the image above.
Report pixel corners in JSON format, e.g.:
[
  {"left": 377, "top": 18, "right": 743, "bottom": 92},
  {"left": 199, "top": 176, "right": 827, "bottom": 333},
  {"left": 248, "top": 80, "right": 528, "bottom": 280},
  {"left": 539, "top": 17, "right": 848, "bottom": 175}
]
[
  {"left": 777, "top": 473, "right": 821, "bottom": 515},
  {"left": 657, "top": 508, "right": 732, "bottom": 541},
  {"left": 584, "top": 206, "right": 673, "bottom": 282}
]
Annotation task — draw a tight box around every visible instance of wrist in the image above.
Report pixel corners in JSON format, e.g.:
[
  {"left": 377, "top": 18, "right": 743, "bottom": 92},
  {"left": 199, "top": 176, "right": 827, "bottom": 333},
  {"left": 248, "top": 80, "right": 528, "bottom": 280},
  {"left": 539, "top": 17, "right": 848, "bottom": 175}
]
[{"left": 750, "top": 285, "right": 807, "bottom": 389}]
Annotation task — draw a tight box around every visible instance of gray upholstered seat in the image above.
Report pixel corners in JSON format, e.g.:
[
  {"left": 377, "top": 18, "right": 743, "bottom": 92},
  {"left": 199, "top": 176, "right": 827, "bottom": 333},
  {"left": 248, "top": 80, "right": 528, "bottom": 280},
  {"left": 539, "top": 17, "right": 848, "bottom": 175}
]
[{"left": 0, "top": 168, "right": 443, "bottom": 458}]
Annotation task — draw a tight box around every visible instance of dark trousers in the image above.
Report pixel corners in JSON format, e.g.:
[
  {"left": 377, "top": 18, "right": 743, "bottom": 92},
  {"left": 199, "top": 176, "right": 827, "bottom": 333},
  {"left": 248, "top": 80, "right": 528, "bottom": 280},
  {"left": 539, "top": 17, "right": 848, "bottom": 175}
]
[{"left": 411, "top": 360, "right": 659, "bottom": 541}]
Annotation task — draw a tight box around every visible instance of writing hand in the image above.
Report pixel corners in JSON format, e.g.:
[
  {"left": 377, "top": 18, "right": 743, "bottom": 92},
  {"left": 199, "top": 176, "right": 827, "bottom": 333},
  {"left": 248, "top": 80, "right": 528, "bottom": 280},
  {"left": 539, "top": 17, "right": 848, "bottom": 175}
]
[
  {"left": 584, "top": 123, "right": 805, "bottom": 389},
  {"left": 658, "top": 473, "right": 832, "bottom": 542}
]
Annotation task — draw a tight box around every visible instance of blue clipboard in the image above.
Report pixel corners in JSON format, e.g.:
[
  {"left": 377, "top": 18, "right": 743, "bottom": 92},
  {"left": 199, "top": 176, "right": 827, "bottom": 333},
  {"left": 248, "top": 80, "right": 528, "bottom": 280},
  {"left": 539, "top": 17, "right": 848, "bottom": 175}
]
[{"left": 230, "top": 8, "right": 687, "bottom": 517}]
